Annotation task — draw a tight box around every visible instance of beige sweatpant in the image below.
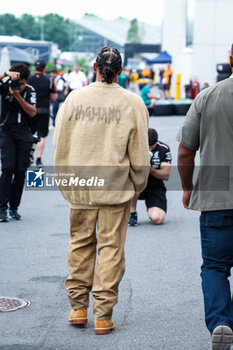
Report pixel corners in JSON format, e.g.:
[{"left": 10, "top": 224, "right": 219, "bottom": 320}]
[{"left": 65, "top": 201, "right": 131, "bottom": 320}]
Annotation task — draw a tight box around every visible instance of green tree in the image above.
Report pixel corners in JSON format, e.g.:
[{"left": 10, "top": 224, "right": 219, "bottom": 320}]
[
  {"left": 0, "top": 13, "right": 20, "bottom": 36},
  {"left": 43, "top": 14, "right": 72, "bottom": 51},
  {"left": 19, "top": 14, "right": 40, "bottom": 40},
  {"left": 127, "top": 18, "right": 141, "bottom": 43},
  {"left": 0, "top": 13, "right": 83, "bottom": 51}
]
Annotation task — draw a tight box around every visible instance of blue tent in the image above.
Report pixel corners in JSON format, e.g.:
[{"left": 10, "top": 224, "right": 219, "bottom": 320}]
[{"left": 147, "top": 51, "right": 172, "bottom": 64}]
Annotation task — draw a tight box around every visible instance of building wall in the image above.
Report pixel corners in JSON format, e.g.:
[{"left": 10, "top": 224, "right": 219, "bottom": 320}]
[
  {"left": 193, "top": 0, "right": 232, "bottom": 85},
  {"left": 162, "top": 0, "right": 192, "bottom": 98},
  {"left": 162, "top": 0, "right": 233, "bottom": 98},
  {"left": 75, "top": 27, "right": 123, "bottom": 54}
]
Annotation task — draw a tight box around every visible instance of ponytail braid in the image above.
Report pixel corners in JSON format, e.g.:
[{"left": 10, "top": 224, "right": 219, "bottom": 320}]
[{"left": 96, "top": 47, "right": 122, "bottom": 84}]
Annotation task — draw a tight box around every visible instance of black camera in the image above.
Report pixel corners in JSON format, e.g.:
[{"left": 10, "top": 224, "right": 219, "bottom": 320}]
[{"left": 9, "top": 79, "right": 20, "bottom": 91}]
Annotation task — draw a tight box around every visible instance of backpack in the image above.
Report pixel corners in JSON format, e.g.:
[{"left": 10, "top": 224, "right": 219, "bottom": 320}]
[{"left": 57, "top": 77, "right": 66, "bottom": 102}]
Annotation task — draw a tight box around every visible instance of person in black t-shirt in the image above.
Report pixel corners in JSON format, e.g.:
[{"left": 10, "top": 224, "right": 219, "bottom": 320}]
[
  {"left": 27, "top": 59, "right": 56, "bottom": 167},
  {"left": 0, "top": 64, "right": 36, "bottom": 222},
  {"left": 128, "top": 128, "right": 172, "bottom": 226}
]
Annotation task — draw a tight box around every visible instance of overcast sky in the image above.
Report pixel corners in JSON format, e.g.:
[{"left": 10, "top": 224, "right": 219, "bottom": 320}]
[{"left": 0, "top": 0, "right": 164, "bottom": 26}]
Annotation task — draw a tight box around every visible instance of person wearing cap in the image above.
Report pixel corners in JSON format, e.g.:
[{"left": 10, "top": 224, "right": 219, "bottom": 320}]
[
  {"left": 54, "top": 47, "right": 149, "bottom": 334},
  {"left": 27, "top": 58, "right": 56, "bottom": 167},
  {"left": 140, "top": 80, "right": 160, "bottom": 109}
]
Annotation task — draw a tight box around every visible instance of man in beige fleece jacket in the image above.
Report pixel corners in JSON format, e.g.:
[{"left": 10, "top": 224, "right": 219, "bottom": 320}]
[{"left": 53, "top": 47, "right": 149, "bottom": 334}]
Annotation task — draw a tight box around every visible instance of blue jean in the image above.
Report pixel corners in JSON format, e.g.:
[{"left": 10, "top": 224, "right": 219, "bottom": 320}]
[
  {"left": 200, "top": 210, "right": 233, "bottom": 333},
  {"left": 52, "top": 100, "right": 60, "bottom": 124}
]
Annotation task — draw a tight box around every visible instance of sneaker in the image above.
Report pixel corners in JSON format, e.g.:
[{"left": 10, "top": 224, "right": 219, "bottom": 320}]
[
  {"left": 95, "top": 319, "right": 114, "bottom": 335},
  {"left": 69, "top": 309, "right": 88, "bottom": 325},
  {"left": 0, "top": 209, "right": 8, "bottom": 222},
  {"left": 9, "top": 209, "right": 22, "bottom": 220},
  {"left": 128, "top": 211, "right": 138, "bottom": 226},
  {"left": 212, "top": 325, "right": 233, "bottom": 350},
  {"left": 36, "top": 158, "right": 43, "bottom": 168}
]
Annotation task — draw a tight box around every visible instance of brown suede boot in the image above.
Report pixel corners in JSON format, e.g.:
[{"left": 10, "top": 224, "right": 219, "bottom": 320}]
[
  {"left": 69, "top": 309, "right": 88, "bottom": 324},
  {"left": 95, "top": 319, "right": 114, "bottom": 335}
]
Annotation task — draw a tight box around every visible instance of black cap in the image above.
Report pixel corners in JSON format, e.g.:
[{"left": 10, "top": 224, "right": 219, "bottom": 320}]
[{"left": 35, "top": 58, "right": 46, "bottom": 69}]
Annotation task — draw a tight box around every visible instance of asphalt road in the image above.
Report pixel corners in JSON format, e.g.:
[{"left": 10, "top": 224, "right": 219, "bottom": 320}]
[{"left": 0, "top": 116, "right": 214, "bottom": 350}]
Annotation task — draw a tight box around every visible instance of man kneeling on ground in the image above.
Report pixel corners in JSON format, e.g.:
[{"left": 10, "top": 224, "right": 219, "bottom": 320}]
[{"left": 128, "top": 128, "right": 172, "bottom": 226}]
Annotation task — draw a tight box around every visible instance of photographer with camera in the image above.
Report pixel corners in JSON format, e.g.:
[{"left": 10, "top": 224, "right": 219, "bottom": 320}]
[
  {"left": 0, "top": 64, "right": 36, "bottom": 222},
  {"left": 128, "top": 128, "right": 172, "bottom": 226}
]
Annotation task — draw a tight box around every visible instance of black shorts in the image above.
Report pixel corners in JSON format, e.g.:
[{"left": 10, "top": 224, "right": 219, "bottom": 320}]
[
  {"left": 139, "top": 186, "right": 167, "bottom": 212},
  {"left": 34, "top": 113, "right": 50, "bottom": 138},
  {"left": 162, "top": 84, "right": 170, "bottom": 91}
]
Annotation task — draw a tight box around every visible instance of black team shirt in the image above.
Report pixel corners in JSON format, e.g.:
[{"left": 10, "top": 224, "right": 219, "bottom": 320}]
[
  {"left": 27, "top": 73, "right": 55, "bottom": 114},
  {"left": 0, "top": 80, "right": 36, "bottom": 142},
  {"left": 149, "top": 141, "right": 172, "bottom": 189}
]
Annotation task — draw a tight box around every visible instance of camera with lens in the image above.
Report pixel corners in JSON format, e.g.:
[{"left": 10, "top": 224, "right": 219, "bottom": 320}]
[{"left": 9, "top": 79, "right": 20, "bottom": 91}]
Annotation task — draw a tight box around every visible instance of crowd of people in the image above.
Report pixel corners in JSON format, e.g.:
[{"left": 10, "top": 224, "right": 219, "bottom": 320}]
[
  {"left": 117, "top": 63, "right": 173, "bottom": 98},
  {"left": 0, "top": 44, "right": 233, "bottom": 350}
]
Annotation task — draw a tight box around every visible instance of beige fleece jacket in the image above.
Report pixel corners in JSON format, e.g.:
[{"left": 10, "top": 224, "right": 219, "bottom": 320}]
[{"left": 53, "top": 82, "right": 149, "bottom": 209}]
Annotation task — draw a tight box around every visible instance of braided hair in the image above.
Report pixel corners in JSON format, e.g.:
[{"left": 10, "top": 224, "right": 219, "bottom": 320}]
[{"left": 96, "top": 47, "right": 122, "bottom": 84}]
